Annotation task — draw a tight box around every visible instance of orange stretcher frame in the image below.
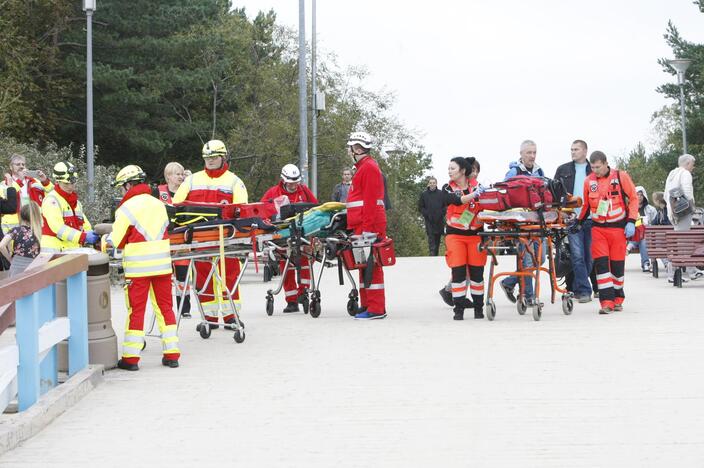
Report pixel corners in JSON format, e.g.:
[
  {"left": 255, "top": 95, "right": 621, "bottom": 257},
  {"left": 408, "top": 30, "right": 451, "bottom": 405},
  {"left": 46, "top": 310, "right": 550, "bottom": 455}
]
[{"left": 478, "top": 208, "right": 575, "bottom": 322}]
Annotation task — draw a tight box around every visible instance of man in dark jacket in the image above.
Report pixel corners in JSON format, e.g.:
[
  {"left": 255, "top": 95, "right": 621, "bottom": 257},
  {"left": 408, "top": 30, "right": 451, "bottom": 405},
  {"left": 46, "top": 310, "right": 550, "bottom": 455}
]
[
  {"left": 418, "top": 176, "right": 446, "bottom": 256},
  {"left": 554, "top": 139, "right": 593, "bottom": 302}
]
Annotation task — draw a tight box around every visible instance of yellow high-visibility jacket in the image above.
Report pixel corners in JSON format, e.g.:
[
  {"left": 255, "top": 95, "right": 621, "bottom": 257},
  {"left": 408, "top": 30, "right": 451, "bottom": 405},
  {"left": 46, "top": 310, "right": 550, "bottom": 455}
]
[
  {"left": 111, "top": 189, "right": 172, "bottom": 278},
  {"left": 41, "top": 190, "right": 91, "bottom": 253},
  {"left": 0, "top": 176, "right": 53, "bottom": 234}
]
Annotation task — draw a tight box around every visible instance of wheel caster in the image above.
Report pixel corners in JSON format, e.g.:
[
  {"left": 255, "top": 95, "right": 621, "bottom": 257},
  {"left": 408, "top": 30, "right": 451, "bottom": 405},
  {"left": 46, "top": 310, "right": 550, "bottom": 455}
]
[
  {"left": 300, "top": 294, "right": 310, "bottom": 314},
  {"left": 517, "top": 296, "right": 527, "bottom": 315},
  {"left": 532, "top": 303, "right": 543, "bottom": 321},
  {"left": 346, "top": 299, "right": 358, "bottom": 316},
  {"left": 197, "top": 323, "right": 211, "bottom": 339},
  {"left": 561, "top": 296, "right": 573, "bottom": 315},
  {"left": 233, "top": 329, "right": 245, "bottom": 343},
  {"left": 263, "top": 265, "right": 272, "bottom": 282},
  {"left": 310, "top": 300, "right": 321, "bottom": 318},
  {"left": 486, "top": 300, "right": 496, "bottom": 321},
  {"left": 265, "top": 294, "right": 274, "bottom": 316}
]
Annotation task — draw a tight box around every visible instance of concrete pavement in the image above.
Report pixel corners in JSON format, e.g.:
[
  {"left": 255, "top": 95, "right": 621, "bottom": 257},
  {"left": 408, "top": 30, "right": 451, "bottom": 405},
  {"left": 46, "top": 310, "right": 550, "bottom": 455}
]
[{"left": 1, "top": 255, "right": 704, "bottom": 467}]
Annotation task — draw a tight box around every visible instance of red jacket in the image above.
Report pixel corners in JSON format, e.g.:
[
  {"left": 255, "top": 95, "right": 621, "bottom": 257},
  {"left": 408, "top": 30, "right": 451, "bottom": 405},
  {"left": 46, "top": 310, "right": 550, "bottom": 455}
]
[
  {"left": 260, "top": 181, "right": 318, "bottom": 204},
  {"left": 346, "top": 155, "right": 386, "bottom": 233}
]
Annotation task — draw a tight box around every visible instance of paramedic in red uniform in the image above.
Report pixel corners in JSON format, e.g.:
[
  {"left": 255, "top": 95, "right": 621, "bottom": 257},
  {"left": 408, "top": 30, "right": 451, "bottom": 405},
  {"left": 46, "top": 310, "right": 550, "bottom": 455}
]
[
  {"left": 155, "top": 162, "right": 191, "bottom": 318},
  {"left": 344, "top": 132, "right": 389, "bottom": 320},
  {"left": 260, "top": 164, "right": 318, "bottom": 313},
  {"left": 577, "top": 150, "right": 638, "bottom": 314},
  {"left": 172, "top": 140, "right": 248, "bottom": 328}
]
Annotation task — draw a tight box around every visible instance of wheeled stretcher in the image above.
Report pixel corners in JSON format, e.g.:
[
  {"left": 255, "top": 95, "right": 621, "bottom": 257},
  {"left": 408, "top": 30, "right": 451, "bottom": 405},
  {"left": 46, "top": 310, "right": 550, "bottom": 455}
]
[{"left": 477, "top": 208, "right": 575, "bottom": 321}]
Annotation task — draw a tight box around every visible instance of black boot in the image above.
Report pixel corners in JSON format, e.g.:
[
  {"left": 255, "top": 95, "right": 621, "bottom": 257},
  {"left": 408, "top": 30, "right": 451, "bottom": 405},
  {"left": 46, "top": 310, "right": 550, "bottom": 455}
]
[
  {"left": 474, "top": 306, "right": 484, "bottom": 319},
  {"left": 283, "top": 302, "right": 300, "bottom": 313},
  {"left": 162, "top": 357, "right": 179, "bottom": 368},
  {"left": 117, "top": 359, "right": 139, "bottom": 371},
  {"left": 453, "top": 306, "right": 464, "bottom": 320}
]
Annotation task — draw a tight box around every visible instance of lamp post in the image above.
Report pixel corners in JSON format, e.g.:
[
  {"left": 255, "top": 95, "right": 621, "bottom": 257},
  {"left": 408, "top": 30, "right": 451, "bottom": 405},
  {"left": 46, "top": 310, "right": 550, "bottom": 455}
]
[
  {"left": 83, "top": 0, "right": 96, "bottom": 203},
  {"left": 668, "top": 58, "right": 692, "bottom": 154},
  {"left": 298, "top": 0, "right": 308, "bottom": 185}
]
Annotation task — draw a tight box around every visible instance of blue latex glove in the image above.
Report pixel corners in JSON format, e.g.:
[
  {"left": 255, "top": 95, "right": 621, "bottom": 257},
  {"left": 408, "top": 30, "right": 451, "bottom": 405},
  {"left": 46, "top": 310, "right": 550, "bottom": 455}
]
[
  {"left": 475, "top": 184, "right": 486, "bottom": 195},
  {"left": 624, "top": 222, "right": 635, "bottom": 238},
  {"left": 84, "top": 231, "right": 100, "bottom": 245}
]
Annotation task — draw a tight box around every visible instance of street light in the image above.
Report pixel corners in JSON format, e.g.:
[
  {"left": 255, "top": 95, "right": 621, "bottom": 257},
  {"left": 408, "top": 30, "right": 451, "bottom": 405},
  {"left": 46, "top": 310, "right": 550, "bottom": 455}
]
[
  {"left": 83, "top": 0, "right": 96, "bottom": 202},
  {"left": 668, "top": 58, "right": 692, "bottom": 154}
]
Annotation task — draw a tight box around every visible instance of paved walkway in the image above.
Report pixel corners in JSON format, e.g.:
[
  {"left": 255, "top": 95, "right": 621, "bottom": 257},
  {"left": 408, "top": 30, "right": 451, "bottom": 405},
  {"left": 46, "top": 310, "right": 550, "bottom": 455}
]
[{"left": 2, "top": 255, "right": 704, "bottom": 467}]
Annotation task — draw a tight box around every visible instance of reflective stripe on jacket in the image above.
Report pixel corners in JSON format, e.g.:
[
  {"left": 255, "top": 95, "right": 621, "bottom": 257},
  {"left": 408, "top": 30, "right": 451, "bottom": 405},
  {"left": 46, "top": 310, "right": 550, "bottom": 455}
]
[
  {"left": 345, "top": 156, "right": 386, "bottom": 232},
  {"left": 40, "top": 191, "right": 91, "bottom": 253},
  {"left": 0, "top": 177, "right": 53, "bottom": 234},
  {"left": 172, "top": 170, "right": 248, "bottom": 204},
  {"left": 581, "top": 168, "right": 639, "bottom": 227},
  {"left": 445, "top": 180, "right": 483, "bottom": 231},
  {"left": 112, "top": 192, "right": 172, "bottom": 278}
]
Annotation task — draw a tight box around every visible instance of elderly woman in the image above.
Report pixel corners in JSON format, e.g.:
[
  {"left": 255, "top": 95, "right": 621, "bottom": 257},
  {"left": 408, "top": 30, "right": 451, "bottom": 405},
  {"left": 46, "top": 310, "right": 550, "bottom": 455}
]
[{"left": 153, "top": 161, "right": 192, "bottom": 317}]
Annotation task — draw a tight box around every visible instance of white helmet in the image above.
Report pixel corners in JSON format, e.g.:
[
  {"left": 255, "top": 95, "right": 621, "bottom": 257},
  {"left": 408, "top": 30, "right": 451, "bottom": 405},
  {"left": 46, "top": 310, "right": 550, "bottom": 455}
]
[
  {"left": 281, "top": 164, "right": 301, "bottom": 183},
  {"left": 346, "top": 131, "right": 373, "bottom": 149}
]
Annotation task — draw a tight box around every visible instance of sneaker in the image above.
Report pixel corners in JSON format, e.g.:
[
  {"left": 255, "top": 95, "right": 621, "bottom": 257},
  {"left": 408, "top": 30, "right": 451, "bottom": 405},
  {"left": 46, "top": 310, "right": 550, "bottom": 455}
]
[
  {"left": 439, "top": 288, "right": 454, "bottom": 307},
  {"left": 283, "top": 302, "right": 300, "bottom": 313},
  {"left": 162, "top": 357, "right": 179, "bottom": 368},
  {"left": 642, "top": 261, "right": 651, "bottom": 273},
  {"left": 577, "top": 295, "right": 592, "bottom": 303},
  {"left": 690, "top": 271, "right": 704, "bottom": 281},
  {"left": 500, "top": 281, "right": 517, "bottom": 304},
  {"left": 598, "top": 307, "right": 613, "bottom": 315},
  {"left": 117, "top": 359, "right": 139, "bottom": 371},
  {"left": 181, "top": 311, "right": 192, "bottom": 318},
  {"left": 354, "top": 311, "right": 387, "bottom": 320},
  {"left": 614, "top": 304, "right": 623, "bottom": 312}
]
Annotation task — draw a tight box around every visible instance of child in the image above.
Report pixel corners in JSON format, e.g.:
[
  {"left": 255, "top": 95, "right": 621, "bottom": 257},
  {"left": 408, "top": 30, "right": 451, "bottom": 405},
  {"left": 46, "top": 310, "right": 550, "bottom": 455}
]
[{"left": 0, "top": 201, "right": 42, "bottom": 277}]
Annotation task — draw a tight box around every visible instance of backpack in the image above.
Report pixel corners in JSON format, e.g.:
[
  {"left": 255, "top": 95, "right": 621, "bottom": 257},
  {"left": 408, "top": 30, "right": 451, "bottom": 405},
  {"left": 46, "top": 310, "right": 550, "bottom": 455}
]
[{"left": 478, "top": 176, "right": 554, "bottom": 211}]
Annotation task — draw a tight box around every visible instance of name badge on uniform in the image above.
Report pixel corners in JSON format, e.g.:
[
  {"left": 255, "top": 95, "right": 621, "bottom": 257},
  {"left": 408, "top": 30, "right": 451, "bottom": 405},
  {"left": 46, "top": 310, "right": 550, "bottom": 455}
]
[
  {"left": 596, "top": 199, "right": 610, "bottom": 217},
  {"left": 458, "top": 208, "right": 475, "bottom": 226}
]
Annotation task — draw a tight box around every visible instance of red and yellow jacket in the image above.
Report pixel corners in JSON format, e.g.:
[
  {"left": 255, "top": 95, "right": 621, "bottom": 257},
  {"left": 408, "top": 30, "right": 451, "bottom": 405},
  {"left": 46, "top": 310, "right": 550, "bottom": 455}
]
[
  {"left": 346, "top": 155, "right": 386, "bottom": 233},
  {"left": 579, "top": 168, "right": 639, "bottom": 227},
  {"left": 111, "top": 184, "right": 172, "bottom": 278},
  {"left": 172, "top": 164, "right": 247, "bottom": 205},
  {"left": 1, "top": 176, "right": 53, "bottom": 233},
  {"left": 40, "top": 186, "right": 91, "bottom": 253}
]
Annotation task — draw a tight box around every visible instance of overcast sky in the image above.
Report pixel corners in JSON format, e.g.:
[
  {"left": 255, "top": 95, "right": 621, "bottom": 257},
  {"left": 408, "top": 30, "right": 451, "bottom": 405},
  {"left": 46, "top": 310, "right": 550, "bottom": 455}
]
[{"left": 234, "top": 0, "right": 703, "bottom": 186}]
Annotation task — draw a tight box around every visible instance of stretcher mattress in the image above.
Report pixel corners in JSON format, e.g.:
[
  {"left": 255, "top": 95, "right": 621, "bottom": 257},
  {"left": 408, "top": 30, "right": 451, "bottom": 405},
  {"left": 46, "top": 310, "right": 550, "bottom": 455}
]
[{"left": 478, "top": 209, "right": 560, "bottom": 224}]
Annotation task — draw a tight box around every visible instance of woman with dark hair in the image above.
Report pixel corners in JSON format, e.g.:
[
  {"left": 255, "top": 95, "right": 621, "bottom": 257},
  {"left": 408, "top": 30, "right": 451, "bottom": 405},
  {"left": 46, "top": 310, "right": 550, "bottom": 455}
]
[{"left": 442, "top": 156, "right": 486, "bottom": 320}]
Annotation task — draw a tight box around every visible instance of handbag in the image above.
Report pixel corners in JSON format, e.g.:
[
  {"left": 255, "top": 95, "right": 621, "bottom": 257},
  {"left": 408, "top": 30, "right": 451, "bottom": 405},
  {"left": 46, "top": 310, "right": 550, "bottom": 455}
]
[{"left": 668, "top": 187, "right": 693, "bottom": 216}]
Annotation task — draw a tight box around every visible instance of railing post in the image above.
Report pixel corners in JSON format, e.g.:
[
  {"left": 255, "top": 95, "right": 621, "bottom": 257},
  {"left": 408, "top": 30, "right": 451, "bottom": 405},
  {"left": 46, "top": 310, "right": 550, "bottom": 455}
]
[
  {"left": 37, "top": 285, "right": 57, "bottom": 395},
  {"left": 67, "top": 271, "right": 88, "bottom": 376},
  {"left": 16, "top": 293, "right": 40, "bottom": 411}
]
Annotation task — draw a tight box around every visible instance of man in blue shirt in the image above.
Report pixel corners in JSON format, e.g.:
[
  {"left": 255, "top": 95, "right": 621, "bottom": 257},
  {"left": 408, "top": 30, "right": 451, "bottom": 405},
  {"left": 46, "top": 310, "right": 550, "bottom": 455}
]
[{"left": 554, "top": 140, "right": 593, "bottom": 302}]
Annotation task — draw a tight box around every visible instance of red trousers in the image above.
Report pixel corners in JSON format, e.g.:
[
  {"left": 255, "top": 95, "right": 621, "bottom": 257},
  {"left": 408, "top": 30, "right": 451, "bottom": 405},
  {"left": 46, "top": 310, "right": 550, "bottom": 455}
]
[
  {"left": 122, "top": 274, "right": 179, "bottom": 364},
  {"left": 355, "top": 224, "right": 387, "bottom": 314},
  {"left": 195, "top": 257, "right": 241, "bottom": 323},
  {"left": 282, "top": 257, "right": 311, "bottom": 303},
  {"left": 591, "top": 226, "right": 626, "bottom": 309}
]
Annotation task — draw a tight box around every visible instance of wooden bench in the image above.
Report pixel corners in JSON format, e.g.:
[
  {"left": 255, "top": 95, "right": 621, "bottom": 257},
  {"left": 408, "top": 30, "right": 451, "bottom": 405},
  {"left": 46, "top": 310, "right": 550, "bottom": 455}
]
[
  {"left": 665, "top": 227, "right": 704, "bottom": 287},
  {"left": 644, "top": 225, "right": 673, "bottom": 278}
]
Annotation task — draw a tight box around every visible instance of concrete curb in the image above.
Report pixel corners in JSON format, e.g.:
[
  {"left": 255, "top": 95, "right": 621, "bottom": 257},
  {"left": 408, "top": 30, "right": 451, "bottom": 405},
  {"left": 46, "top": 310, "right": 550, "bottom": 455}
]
[{"left": 0, "top": 364, "right": 104, "bottom": 456}]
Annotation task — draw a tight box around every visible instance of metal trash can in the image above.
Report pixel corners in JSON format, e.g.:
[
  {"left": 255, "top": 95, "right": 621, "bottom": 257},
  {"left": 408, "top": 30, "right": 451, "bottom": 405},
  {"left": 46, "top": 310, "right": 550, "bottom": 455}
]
[{"left": 58, "top": 251, "right": 117, "bottom": 371}]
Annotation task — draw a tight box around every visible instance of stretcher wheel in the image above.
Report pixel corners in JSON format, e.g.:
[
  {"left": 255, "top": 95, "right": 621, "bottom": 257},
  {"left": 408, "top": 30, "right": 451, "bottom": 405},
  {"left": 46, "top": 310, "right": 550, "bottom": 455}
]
[
  {"left": 265, "top": 295, "right": 274, "bottom": 316},
  {"left": 486, "top": 300, "right": 496, "bottom": 321},
  {"left": 516, "top": 296, "right": 527, "bottom": 315},
  {"left": 532, "top": 303, "right": 542, "bottom": 321},
  {"left": 346, "top": 299, "right": 358, "bottom": 316},
  {"left": 197, "top": 323, "right": 211, "bottom": 339},
  {"left": 561, "top": 296, "right": 573, "bottom": 315},
  {"left": 309, "top": 299, "right": 321, "bottom": 318},
  {"left": 233, "top": 329, "right": 245, "bottom": 343},
  {"left": 300, "top": 294, "right": 310, "bottom": 314}
]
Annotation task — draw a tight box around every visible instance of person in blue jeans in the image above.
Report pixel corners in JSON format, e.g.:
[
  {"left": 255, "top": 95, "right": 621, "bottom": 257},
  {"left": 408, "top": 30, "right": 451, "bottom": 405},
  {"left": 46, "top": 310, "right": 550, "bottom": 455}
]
[
  {"left": 499, "top": 140, "right": 547, "bottom": 306},
  {"left": 554, "top": 139, "right": 594, "bottom": 303}
]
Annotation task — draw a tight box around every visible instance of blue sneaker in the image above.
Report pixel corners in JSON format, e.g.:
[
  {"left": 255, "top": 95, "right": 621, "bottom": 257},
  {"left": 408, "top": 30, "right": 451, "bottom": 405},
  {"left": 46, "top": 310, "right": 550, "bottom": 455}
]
[{"left": 354, "top": 311, "right": 387, "bottom": 320}]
